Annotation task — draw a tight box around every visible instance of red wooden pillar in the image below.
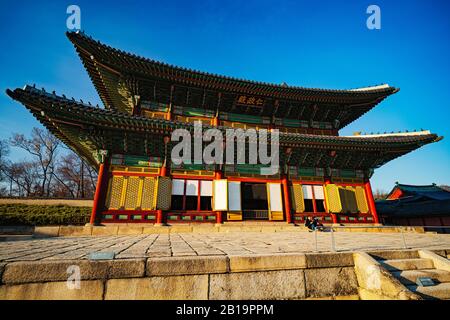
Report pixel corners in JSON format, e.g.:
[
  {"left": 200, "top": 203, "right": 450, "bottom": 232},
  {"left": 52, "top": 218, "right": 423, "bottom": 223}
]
[
  {"left": 155, "top": 164, "right": 167, "bottom": 225},
  {"left": 90, "top": 162, "right": 107, "bottom": 225},
  {"left": 364, "top": 179, "right": 380, "bottom": 224},
  {"left": 281, "top": 176, "right": 292, "bottom": 224},
  {"left": 215, "top": 170, "right": 223, "bottom": 224},
  {"left": 325, "top": 178, "right": 338, "bottom": 224}
]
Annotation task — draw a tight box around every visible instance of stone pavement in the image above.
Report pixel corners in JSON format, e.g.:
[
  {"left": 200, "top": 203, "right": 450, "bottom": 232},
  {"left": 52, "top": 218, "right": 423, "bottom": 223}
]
[{"left": 0, "top": 231, "right": 449, "bottom": 262}]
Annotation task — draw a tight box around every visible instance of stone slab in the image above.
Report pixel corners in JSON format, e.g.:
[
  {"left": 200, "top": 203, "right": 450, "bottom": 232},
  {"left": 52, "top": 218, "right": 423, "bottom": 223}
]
[
  {"left": 304, "top": 266, "right": 358, "bottom": 298},
  {"left": 380, "top": 258, "right": 434, "bottom": 271},
  {"left": 117, "top": 226, "right": 144, "bottom": 235},
  {"left": 2, "top": 259, "right": 145, "bottom": 284},
  {"left": 209, "top": 269, "right": 306, "bottom": 300},
  {"left": 105, "top": 275, "right": 208, "bottom": 300},
  {"left": 91, "top": 226, "right": 119, "bottom": 236},
  {"left": 305, "top": 252, "right": 354, "bottom": 268},
  {"left": 229, "top": 253, "right": 306, "bottom": 272},
  {"left": 0, "top": 280, "right": 103, "bottom": 300},
  {"left": 147, "top": 256, "right": 228, "bottom": 276},
  {"left": 143, "top": 227, "right": 169, "bottom": 234},
  {"left": 59, "top": 226, "right": 92, "bottom": 237},
  {"left": 33, "top": 226, "right": 60, "bottom": 238},
  {"left": 368, "top": 250, "right": 419, "bottom": 261}
]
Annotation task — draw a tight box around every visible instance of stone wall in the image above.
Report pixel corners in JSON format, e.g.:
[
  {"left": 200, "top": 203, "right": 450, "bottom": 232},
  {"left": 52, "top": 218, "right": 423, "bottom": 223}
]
[{"left": 0, "top": 252, "right": 360, "bottom": 300}]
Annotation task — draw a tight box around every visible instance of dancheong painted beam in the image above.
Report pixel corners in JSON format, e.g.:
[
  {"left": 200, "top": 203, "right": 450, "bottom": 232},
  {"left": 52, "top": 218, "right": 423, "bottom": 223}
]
[{"left": 6, "top": 31, "right": 443, "bottom": 226}]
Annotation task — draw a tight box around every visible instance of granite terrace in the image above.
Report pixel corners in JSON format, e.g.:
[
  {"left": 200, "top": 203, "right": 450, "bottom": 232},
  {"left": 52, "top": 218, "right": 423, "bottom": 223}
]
[{"left": 1, "top": 232, "right": 449, "bottom": 300}]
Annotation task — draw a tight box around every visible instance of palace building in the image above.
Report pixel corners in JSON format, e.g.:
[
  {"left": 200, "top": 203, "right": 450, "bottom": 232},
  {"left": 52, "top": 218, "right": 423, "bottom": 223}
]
[{"left": 6, "top": 31, "right": 442, "bottom": 225}]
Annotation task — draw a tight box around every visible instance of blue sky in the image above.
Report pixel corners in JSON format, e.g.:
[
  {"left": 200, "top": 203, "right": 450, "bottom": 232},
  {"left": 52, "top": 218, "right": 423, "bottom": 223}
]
[{"left": 0, "top": 0, "right": 449, "bottom": 192}]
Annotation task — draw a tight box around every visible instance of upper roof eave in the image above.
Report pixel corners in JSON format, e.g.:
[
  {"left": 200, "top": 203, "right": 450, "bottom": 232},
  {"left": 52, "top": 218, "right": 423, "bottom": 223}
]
[{"left": 66, "top": 31, "right": 399, "bottom": 102}]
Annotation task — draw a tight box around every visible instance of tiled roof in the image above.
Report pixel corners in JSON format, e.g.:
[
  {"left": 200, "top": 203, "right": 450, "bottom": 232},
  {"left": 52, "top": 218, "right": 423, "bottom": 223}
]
[{"left": 66, "top": 31, "right": 398, "bottom": 127}]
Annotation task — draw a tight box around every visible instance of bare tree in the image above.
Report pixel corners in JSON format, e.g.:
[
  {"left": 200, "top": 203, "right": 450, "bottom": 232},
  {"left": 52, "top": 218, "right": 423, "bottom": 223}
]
[
  {"left": 0, "top": 140, "right": 11, "bottom": 195},
  {"left": 10, "top": 128, "right": 61, "bottom": 197},
  {"left": 56, "top": 151, "right": 96, "bottom": 198},
  {"left": 1, "top": 161, "right": 40, "bottom": 197},
  {"left": 373, "top": 189, "right": 388, "bottom": 200},
  {"left": 0, "top": 140, "right": 9, "bottom": 179}
]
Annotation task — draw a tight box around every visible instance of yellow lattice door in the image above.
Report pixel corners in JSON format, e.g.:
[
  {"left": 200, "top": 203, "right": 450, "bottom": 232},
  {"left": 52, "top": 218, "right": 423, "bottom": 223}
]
[
  {"left": 124, "top": 177, "right": 141, "bottom": 210},
  {"left": 345, "top": 186, "right": 358, "bottom": 213},
  {"left": 156, "top": 176, "right": 172, "bottom": 210},
  {"left": 105, "top": 176, "right": 124, "bottom": 210},
  {"left": 355, "top": 186, "right": 369, "bottom": 213},
  {"left": 325, "top": 184, "right": 342, "bottom": 213},
  {"left": 291, "top": 184, "right": 305, "bottom": 213},
  {"left": 141, "top": 177, "right": 156, "bottom": 210}
]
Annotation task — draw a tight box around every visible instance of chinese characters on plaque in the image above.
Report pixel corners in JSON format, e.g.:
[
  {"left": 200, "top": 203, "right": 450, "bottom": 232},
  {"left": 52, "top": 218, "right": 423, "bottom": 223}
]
[{"left": 236, "top": 95, "right": 264, "bottom": 107}]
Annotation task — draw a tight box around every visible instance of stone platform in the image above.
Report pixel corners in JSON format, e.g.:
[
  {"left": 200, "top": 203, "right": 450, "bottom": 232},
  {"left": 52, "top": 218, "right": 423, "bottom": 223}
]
[
  {"left": 0, "top": 232, "right": 449, "bottom": 300},
  {"left": 17, "top": 223, "right": 429, "bottom": 238}
]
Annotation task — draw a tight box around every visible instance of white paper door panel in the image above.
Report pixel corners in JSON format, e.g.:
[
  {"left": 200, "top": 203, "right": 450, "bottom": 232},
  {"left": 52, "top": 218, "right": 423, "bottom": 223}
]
[
  {"left": 268, "top": 183, "right": 283, "bottom": 212},
  {"left": 200, "top": 180, "right": 213, "bottom": 196},
  {"left": 172, "top": 179, "right": 185, "bottom": 195},
  {"left": 302, "top": 185, "right": 314, "bottom": 199},
  {"left": 185, "top": 180, "right": 199, "bottom": 196},
  {"left": 213, "top": 180, "right": 228, "bottom": 211},
  {"left": 228, "top": 182, "right": 241, "bottom": 211},
  {"left": 313, "top": 185, "right": 325, "bottom": 200}
]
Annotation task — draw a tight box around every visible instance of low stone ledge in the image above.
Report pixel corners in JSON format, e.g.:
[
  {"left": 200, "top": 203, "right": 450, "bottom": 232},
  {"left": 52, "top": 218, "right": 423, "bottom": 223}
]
[
  {"left": 209, "top": 269, "right": 306, "bottom": 300},
  {"left": 0, "top": 280, "right": 103, "bottom": 300},
  {"left": 304, "top": 266, "right": 358, "bottom": 298},
  {"left": 169, "top": 225, "right": 193, "bottom": 233},
  {"left": 0, "top": 226, "right": 34, "bottom": 235},
  {"left": 305, "top": 252, "right": 354, "bottom": 268},
  {"left": 191, "top": 226, "right": 220, "bottom": 233},
  {"left": 2, "top": 259, "right": 145, "bottom": 284},
  {"left": 59, "top": 226, "right": 92, "bottom": 237},
  {"left": 229, "top": 253, "right": 306, "bottom": 272},
  {"left": 33, "top": 226, "right": 60, "bottom": 238},
  {"left": 105, "top": 275, "right": 208, "bottom": 300},
  {"left": 146, "top": 256, "right": 228, "bottom": 276},
  {"left": 367, "top": 249, "right": 419, "bottom": 261},
  {"left": 117, "top": 226, "right": 144, "bottom": 235},
  {"left": 143, "top": 227, "right": 169, "bottom": 234},
  {"left": 91, "top": 226, "right": 119, "bottom": 236}
]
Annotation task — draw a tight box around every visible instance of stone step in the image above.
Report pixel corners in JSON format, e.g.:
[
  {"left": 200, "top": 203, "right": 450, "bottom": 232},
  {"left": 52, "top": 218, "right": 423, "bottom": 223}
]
[
  {"left": 407, "top": 283, "right": 450, "bottom": 300},
  {"left": 392, "top": 269, "right": 450, "bottom": 286},
  {"left": 369, "top": 250, "right": 419, "bottom": 261},
  {"left": 380, "top": 258, "right": 434, "bottom": 271}
]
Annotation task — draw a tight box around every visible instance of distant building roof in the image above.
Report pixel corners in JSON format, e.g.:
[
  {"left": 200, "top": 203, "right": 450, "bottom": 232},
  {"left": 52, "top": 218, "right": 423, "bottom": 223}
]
[
  {"left": 377, "top": 183, "right": 450, "bottom": 218},
  {"left": 386, "top": 183, "right": 450, "bottom": 201}
]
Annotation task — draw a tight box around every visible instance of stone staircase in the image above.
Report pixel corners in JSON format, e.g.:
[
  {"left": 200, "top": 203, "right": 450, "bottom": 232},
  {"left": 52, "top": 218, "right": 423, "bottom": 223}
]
[{"left": 372, "top": 250, "right": 450, "bottom": 300}]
